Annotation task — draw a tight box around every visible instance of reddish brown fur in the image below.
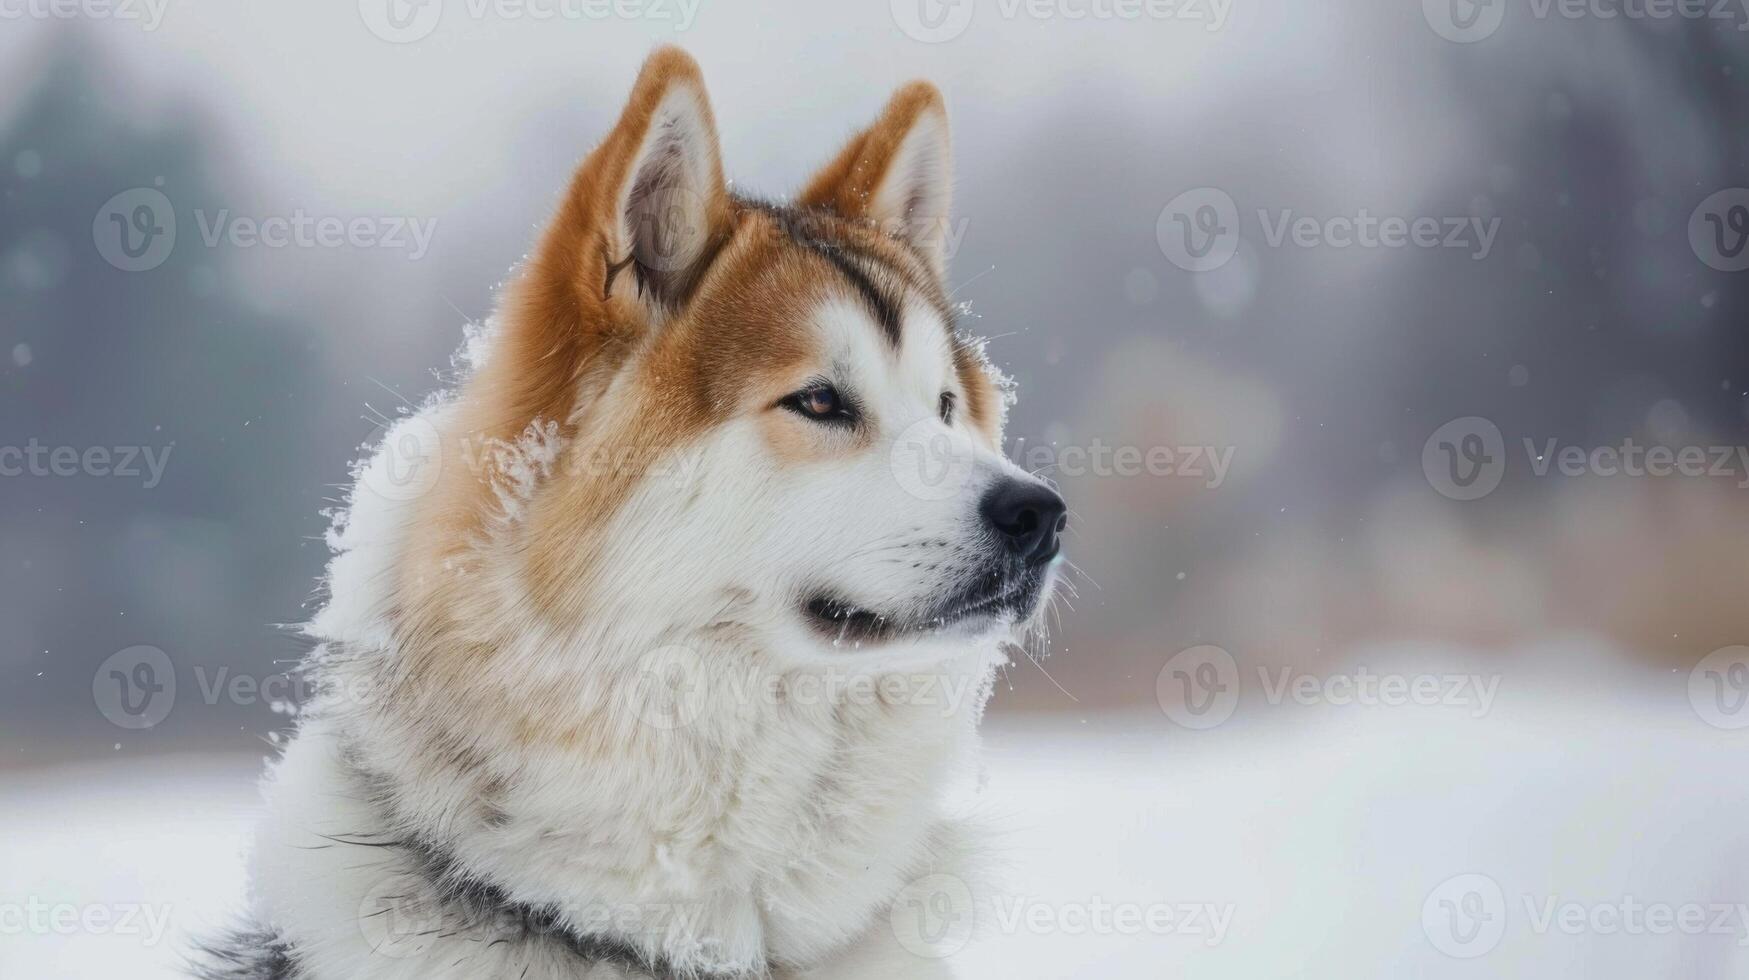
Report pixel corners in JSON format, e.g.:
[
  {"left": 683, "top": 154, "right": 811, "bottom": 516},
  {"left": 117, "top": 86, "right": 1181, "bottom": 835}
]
[
  {"left": 798, "top": 81, "right": 947, "bottom": 226},
  {"left": 387, "top": 49, "right": 1005, "bottom": 724}
]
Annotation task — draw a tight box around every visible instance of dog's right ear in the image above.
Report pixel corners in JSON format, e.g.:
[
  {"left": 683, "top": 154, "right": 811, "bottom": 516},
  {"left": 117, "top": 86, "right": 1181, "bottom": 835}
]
[
  {"left": 486, "top": 48, "right": 730, "bottom": 433},
  {"left": 521, "top": 48, "right": 730, "bottom": 333},
  {"left": 595, "top": 48, "right": 731, "bottom": 316},
  {"left": 570, "top": 47, "right": 730, "bottom": 317}
]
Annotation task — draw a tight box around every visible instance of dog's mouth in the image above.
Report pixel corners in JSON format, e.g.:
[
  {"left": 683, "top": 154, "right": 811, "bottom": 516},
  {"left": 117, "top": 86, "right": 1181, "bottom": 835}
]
[{"left": 803, "top": 575, "right": 1048, "bottom": 646}]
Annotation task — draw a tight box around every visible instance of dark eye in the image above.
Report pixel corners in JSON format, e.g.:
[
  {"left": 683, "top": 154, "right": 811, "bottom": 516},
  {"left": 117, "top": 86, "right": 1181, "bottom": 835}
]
[
  {"left": 781, "top": 383, "right": 855, "bottom": 425},
  {"left": 939, "top": 391, "right": 957, "bottom": 425}
]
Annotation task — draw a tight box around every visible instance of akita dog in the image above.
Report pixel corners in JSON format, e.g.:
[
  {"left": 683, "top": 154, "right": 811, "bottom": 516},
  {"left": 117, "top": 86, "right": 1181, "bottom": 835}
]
[{"left": 201, "top": 47, "right": 1065, "bottom": 980}]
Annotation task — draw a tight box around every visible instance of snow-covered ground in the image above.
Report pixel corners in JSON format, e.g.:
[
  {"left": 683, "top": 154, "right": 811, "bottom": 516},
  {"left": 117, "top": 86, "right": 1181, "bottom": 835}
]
[{"left": 5, "top": 643, "right": 1747, "bottom": 978}]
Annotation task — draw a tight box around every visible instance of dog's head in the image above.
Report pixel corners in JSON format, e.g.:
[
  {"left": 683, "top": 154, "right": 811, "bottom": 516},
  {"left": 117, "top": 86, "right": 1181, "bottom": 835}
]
[{"left": 400, "top": 48, "right": 1064, "bottom": 670}]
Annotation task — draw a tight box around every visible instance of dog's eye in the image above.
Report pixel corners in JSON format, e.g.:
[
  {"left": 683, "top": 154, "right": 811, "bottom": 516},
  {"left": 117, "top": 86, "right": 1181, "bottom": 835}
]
[
  {"left": 782, "top": 383, "right": 854, "bottom": 424},
  {"left": 939, "top": 391, "right": 957, "bottom": 425}
]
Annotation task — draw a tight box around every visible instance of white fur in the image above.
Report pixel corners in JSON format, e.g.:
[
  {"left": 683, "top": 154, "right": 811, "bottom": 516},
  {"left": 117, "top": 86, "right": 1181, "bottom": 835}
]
[
  {"left": 234, "top": 53, "right": 1052, "bottom": 976},
  {"left": 243, "top": 283, "right": 1048, "bottom": 977}
]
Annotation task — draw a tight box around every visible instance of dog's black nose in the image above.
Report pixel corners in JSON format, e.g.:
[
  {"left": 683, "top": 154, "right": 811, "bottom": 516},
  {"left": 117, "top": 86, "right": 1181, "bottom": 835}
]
[{"left": 980, "top": 478, "right": 1067, "bottom": 564}]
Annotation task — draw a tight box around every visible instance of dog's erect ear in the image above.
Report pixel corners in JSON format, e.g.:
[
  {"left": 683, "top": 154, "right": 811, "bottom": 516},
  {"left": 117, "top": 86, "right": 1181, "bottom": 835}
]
[
  {"left": 475, "top": 48, "right": 728, "bottom": 442},
  {"left": 799, "top": 81, "right": 954, "bottom": 275},
  {"left": 595, "top": 47, "right": 731, "bottom": 312},
  {"left": 523, "top": 47, "right": 730, "bottom": 330}
]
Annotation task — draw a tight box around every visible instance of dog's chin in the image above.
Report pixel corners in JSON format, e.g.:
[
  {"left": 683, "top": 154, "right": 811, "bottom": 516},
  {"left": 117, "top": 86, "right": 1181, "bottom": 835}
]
[{"left": 802, "top": 571, "right": 1054, "bottom": 649}]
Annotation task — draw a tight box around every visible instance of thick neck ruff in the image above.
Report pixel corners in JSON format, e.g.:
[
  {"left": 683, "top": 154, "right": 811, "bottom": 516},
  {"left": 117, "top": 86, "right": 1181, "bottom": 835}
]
[{"left": 324, "top": 787, "right": 772, "bottom": 980}]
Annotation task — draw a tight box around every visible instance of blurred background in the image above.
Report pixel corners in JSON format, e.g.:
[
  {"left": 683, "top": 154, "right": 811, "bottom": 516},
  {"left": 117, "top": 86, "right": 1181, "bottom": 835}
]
[{"left": 3, "top": 1, "right": 1749, "bottom": 977}]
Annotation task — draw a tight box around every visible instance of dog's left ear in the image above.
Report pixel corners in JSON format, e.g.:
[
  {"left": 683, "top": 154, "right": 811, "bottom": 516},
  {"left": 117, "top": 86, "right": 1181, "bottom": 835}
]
[{"left": 799, "top": 82, "right": 954, "bottom": 275}]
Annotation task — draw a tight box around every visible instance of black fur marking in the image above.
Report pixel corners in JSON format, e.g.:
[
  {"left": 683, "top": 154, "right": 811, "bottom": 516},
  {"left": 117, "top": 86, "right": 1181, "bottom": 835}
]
[
  {"left": 741, "top": 199, "right": 942, "bottom": 348},
  {"left": 801, "top": 240, "right": 904, "bottom": 349},
  {"left": 603, "top": 245, "right": 646, "bottom": 302},
  {"left": 312, "top": 752, "right": 772, "bottom": 980},
  {"left": 190, "top": 924, "right": 301, "bottom": 980},
  {"left": 407, "top": 844, "right": 688, "bottom": 976}
]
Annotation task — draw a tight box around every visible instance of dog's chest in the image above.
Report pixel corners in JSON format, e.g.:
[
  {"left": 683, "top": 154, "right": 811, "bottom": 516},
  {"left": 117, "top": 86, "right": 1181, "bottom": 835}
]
[
  {"left": 254, "top": 651, "right": 995, "bottom": 979},
  {"left": 485, "top": 677, "right": 982, "bottom": 962}
]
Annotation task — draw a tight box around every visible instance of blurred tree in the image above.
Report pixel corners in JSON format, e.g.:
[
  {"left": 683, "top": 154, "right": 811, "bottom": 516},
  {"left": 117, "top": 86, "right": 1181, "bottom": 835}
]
[{"left": 1, "top": 33, "right": 331, "bottom": 761}]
